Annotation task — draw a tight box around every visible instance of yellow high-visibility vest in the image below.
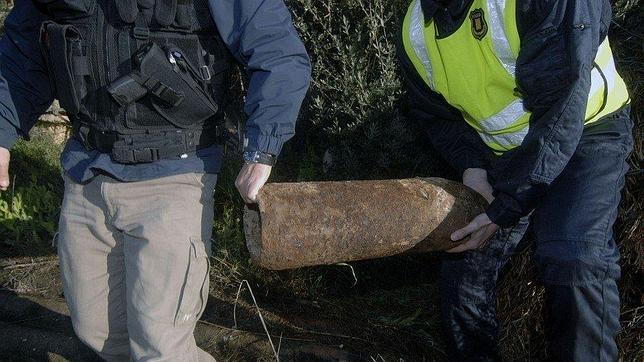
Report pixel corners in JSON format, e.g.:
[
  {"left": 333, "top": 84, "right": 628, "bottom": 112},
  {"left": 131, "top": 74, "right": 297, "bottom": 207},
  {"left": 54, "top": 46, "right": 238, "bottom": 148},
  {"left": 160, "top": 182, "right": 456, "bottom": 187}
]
[{"left": 402, "top": 0, "right": 630, "bottom": 153}]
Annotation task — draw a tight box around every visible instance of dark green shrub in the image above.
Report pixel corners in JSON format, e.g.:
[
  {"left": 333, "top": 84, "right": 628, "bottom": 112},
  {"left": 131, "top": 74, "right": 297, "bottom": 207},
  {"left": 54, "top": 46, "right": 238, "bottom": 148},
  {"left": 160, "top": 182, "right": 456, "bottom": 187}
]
[
  {"left": 0, "top": 133, "right": 63, "bottom": 251},
  {"left": 278, "top": 0, "right": 450, "bottom": 180}
]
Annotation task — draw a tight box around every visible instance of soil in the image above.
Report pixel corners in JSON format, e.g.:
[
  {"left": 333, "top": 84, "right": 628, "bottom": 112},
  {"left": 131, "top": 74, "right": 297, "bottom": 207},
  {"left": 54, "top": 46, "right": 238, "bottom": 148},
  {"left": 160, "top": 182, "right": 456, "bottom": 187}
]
[{"left": 0, "top": 251, "right": 449, "bottom": 361}]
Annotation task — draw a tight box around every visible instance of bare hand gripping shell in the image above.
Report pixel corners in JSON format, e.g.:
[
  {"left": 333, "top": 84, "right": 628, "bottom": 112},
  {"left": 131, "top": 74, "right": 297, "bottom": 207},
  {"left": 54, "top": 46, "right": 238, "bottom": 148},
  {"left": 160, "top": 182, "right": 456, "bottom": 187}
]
[{"left": 243, "top": 178, "right": 487, "bottom": 270}]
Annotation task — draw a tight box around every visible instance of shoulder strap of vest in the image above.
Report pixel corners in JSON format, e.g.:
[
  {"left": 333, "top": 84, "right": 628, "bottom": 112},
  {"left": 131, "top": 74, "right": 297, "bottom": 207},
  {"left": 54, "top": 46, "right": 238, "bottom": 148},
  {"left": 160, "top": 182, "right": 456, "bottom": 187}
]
[
  {"left": 174, "top": 0, "right": 192, "bottom": 29},
  {"left": 154, "top": 0, "right": 177, "bottom": 26},
  {"left": 115, "top": 0, "right": 139, "bottom": 23},
  {"left": 115, "top": 0, "right": 180, "bottom": 27}
]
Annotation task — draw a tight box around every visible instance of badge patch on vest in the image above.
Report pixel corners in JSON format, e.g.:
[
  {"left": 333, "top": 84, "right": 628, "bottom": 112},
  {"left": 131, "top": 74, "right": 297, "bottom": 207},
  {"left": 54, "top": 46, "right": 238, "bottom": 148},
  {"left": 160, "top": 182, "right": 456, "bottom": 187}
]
[{"left": 470, "top": 8, "right": 488, "bottom": 40}]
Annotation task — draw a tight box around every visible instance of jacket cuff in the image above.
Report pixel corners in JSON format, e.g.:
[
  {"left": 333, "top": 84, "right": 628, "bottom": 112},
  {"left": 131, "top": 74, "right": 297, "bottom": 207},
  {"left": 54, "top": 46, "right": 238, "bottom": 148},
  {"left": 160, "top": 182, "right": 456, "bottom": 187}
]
[
  {"left": 486, "top": 193, "right": 524, "bottom": 227},
  {"left": 0, "top": 127, "right": 19, "bottom": 149},
  {"left": 244, "top": 130, "right": 286, "bottom": 156}
]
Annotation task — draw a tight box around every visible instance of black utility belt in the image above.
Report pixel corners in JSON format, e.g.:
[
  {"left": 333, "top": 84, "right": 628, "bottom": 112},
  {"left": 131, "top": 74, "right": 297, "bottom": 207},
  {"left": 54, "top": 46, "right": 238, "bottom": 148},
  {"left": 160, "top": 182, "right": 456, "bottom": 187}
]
[{"left": 76, "top": 127, "right": 222, "bottom": 164}]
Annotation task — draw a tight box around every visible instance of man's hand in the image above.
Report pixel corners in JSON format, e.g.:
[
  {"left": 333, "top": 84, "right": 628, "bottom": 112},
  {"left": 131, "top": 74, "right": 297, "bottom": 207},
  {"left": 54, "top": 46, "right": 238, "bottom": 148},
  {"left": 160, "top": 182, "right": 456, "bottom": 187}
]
[
  {"left": 447, "top": 169, "right": 499, "bottom": 252},
  {"left": 462, "top": 168, "right": 494, "bottom": 203},
  {"left": 235, "top": 162, "right": 272, "bottom": 204},
  {"left": 0, "top": 147, "right": 10, "bottom": 192},
  {"left": 447, "top": 212, "right": 499, "bottom": 253}
]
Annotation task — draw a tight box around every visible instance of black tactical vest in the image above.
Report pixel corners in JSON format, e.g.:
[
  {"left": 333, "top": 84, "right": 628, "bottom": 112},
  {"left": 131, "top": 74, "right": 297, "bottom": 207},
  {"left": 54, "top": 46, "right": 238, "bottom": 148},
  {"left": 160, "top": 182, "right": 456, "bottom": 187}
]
[{"left": 36, "top": 0, "right": 232, "bottom": 163}]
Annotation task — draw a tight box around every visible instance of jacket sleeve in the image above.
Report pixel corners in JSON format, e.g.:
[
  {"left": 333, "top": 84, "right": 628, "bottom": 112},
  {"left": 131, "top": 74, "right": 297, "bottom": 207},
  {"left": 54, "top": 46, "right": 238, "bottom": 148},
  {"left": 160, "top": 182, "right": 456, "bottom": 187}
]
[
  {"left": 0, "top": 1, "right": 54, "bottom": 149},
  {"left": 486, "top": 0, "right": 612, "bottom": 226},
  {"left": 207, "top": 0, "right": 311, "bottom": 156},
  {"left": 396, "top": 28, "right": 493, "bottom": 175}
]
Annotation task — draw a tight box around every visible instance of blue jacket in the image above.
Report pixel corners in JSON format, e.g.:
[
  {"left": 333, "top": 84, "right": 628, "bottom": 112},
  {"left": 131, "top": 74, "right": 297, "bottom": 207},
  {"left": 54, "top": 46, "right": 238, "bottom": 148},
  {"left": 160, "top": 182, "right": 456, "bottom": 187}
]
[
  {"left": 397, "top": 0, "right": 622, "bottom": 227},
  {"left": 0, "top": 0, "right": 311, "bottom": 182}
]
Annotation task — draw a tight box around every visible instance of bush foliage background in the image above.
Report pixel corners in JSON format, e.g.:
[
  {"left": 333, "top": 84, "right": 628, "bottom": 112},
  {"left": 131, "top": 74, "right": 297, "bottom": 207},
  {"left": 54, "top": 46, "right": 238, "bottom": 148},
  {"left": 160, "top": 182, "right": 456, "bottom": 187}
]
[
  {"left": 282, "top": 0, "right": 643, "bottom": 358},
  {"left": 0, "top": 0, "right": 641, "bottom": 360}
]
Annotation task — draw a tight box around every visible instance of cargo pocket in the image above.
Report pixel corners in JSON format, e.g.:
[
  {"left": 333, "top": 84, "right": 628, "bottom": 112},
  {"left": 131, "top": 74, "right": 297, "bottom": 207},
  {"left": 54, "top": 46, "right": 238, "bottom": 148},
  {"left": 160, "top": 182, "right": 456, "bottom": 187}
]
[
  {"left": 40, "top": 21, "right": 90, "bottom": 116},
  {"left": 174, "top": 237, "right": 211, "bottom": 325}
]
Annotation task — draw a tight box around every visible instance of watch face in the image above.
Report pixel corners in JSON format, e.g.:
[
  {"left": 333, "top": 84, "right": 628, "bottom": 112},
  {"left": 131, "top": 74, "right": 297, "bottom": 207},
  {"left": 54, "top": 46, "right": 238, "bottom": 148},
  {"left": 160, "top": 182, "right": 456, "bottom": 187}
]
[
  {"left": 243, "top": 152, "right": 255, "bottom": 163},
  {"left": 243, "top": 151, "right": 275, "bottom": 165},
  {"left": 244, "top": 151, "right": 260, "bottom": 163}
]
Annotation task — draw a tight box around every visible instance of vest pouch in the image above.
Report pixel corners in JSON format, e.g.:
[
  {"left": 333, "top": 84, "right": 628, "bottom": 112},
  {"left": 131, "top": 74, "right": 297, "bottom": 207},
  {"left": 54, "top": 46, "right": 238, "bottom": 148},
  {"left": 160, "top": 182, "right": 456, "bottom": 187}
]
[
  {"left": 40, "top": 21, "right": 89, "bottom": 116},
  {"left": 38, "top": 0, "right": 96, "bottom": 20},
  {"left": 134, "top": 43, "right": 218, "bottom": 128}
]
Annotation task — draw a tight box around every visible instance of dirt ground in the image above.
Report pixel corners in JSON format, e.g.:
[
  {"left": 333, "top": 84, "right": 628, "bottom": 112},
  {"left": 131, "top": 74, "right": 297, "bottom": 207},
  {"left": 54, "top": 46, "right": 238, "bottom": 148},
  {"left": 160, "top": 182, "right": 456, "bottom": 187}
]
[{"left": 0, "top": 249, "right": 454, "bottom": 362}]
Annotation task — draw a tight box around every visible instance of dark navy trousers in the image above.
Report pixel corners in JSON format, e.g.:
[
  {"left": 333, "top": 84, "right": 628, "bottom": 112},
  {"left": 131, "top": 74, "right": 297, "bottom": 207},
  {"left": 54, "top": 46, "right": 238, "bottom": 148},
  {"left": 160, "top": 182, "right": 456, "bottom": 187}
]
[{"left": 440, "top": 108, "right": 634, "bottom": 361}]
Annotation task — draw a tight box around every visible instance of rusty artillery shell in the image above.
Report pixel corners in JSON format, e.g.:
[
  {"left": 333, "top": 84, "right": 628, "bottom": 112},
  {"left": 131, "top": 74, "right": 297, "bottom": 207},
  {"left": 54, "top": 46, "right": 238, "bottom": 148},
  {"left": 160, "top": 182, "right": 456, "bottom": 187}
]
[{"left": 243, "top": 178, "right": 487, "bottom": 270}]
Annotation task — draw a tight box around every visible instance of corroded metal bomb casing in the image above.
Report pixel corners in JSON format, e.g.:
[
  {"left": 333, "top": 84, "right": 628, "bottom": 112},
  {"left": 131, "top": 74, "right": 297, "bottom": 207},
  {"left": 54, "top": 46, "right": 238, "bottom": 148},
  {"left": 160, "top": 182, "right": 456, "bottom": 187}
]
[{"left": 243, "top": 178, "right": 487, "bottom": 270}]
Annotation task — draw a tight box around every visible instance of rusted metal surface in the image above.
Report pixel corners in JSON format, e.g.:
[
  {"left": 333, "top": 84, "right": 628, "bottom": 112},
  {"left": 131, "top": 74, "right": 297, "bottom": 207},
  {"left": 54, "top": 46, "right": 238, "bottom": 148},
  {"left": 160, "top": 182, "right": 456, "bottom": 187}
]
[{"left": 243, "top": 177, "right": 487, "bottom": 270}]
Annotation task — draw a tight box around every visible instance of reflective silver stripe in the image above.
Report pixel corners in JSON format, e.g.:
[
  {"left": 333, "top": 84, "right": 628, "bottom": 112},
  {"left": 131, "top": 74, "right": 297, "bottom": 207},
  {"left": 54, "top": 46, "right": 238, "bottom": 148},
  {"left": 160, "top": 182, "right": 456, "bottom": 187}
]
[
  {"left": 589, "top": 53, "right": 619, "bottom": 97},
  {"left": 487, "top": 0, "right": 516, "bottom": 76},
  {"left": 478, "top": 98, "right": 527, "bottom": 133},
  {"left": 478, "top": 126, "right": 529, "bottom": 148},
  {"left": 588, "top": 51, "right": 619, "bottom": 108},
  {"left": 588, "top": 67, "right": 603, "bottom": 98},
  {"left": 589, "top": 42, "right": 612, "bottom": 98},
  {"left": 600, "top": 55, "right": 618, "bottom": 95},
  {"left": 408, "top": 0, "right": 435, "bottom": 89}
]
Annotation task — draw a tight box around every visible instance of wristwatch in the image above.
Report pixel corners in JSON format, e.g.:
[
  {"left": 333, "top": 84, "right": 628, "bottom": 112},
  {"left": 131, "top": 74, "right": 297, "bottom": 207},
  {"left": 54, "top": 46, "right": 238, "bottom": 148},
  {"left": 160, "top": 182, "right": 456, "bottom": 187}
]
[{"left": 243, "top": 150, "right": 277, "bottom": 166}]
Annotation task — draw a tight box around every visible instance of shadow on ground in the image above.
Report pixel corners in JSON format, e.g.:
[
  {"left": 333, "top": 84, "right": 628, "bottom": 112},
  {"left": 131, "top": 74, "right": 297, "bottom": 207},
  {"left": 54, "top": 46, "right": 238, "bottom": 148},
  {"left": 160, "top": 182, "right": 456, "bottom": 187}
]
[
  {"left": 0, "top": 291, "right": 98, "bottom": 361},
  {"left": 0, "top": 253, "right": 453, "bottom": 361}
]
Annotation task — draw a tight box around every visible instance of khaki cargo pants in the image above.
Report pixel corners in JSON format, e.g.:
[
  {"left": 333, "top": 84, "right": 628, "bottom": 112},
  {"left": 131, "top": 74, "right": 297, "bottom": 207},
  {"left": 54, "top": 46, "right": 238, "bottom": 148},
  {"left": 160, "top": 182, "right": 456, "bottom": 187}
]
[{"left": 57, "top": 172, "right": 218, "bottom": 361}]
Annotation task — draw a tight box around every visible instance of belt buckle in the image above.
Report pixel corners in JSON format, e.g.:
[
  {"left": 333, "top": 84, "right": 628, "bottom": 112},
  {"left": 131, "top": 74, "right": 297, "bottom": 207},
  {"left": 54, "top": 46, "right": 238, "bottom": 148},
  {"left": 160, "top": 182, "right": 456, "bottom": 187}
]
[
  {"left": 132, "top": 148, "right": 160, "bottom": 163},
  {"left": 110, "top": 140, "right": 159, "bottom": 164}
]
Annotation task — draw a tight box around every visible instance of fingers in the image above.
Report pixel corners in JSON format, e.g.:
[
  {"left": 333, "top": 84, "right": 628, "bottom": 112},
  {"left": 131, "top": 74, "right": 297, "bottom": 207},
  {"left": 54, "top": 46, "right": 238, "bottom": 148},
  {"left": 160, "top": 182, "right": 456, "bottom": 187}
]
[
  {"left": 446, "top": 242, "right": 472, "bottom": 253},
  {"left": 0, "top": 147, "right": 10, "bottom": 192},
  {"left": 447, "top": 213, "right": 499, "bottom": 253},
  {"left": 476, "top": 225, "right": 498, "bottom": 250},
  {"left": 235, "top": 163, "right": 272, "bottom": 204},
  {"left": 0, "top": 168, "right": 8, "bottom": 191},
  {"left": 450, "top": 214, "right": 485, "bottom": 241},
  {"left": 447, "top": 224, "right": 497, "bottom": 253},
  {"left": 446, "top": 226, "right": 487, "bottom": 253},
  {"left": 238, "top": 178, "right": 258, "bottom": 204},
  {"left": 246, "top": 178, "right": 263, "bottom": 203},
  {"left": 481, "top": 190, "right": 494, "bottom": 204},
  {"left": 234, "top": 165, "right": 253, "bottom": 204},
  {"left": 462, "top": 168, "right": 495, "bottom": 203},
  {"left": 446, "top": 239, "right": 475, "bottom": 253}
]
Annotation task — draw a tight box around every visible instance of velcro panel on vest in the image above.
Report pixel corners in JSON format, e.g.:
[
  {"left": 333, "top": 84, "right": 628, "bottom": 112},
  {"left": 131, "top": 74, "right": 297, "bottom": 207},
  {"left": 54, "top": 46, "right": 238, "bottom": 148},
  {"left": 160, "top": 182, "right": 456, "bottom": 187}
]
[
  {"left": 174, "top": 0, "right": 192, "bottom": 29},
  {"left": 155, "top": 0, "right": 178, "bottom": 26},
  {"left": 180, "top": 0, "right": 215, "bottom": 32},
  {"left": 138, "top": 0, "right": 154, "bottom": 9},
  {"left": 115, "top": 0, "right": 139, "bottom": 23}
]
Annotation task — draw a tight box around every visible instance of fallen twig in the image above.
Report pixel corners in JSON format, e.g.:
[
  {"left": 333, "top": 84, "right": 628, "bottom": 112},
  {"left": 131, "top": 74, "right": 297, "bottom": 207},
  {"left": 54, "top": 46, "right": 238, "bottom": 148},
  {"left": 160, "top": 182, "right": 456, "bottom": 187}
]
[
  {"left": 287, "top": 325, "right": 373, "bottom": 344},
  {"left": 335, "top": 262, "right": 358, "bottom": 287},
  {"left": 1, "top": 260, "right": 58, "bottom": 270},
  {"left": 198, "top": 319, "right": 316, "bottom": 343},
  {"left": 233, "top": 280, "right": 280, "bottom": 361}
]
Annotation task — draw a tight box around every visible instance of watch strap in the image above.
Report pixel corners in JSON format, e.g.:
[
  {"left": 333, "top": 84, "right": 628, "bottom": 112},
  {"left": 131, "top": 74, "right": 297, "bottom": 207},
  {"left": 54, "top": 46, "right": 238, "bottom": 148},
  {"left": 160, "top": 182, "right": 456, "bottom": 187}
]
[{"left": 243, "top": 150, "right": 276, "bottom": 166}]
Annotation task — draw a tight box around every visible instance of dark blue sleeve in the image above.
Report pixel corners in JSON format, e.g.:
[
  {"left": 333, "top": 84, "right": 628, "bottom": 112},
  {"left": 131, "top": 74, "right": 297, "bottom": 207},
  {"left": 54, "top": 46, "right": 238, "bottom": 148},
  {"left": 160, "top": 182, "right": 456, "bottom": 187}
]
[
  {"left": 207, "top": 0, "right": 311, "bottom": 156},
  {"left": 0, "top": 1, "right": 54, "bottom": 149},
  {"left": 486, "top": 0, "right": 611, "bottom": 226}
]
